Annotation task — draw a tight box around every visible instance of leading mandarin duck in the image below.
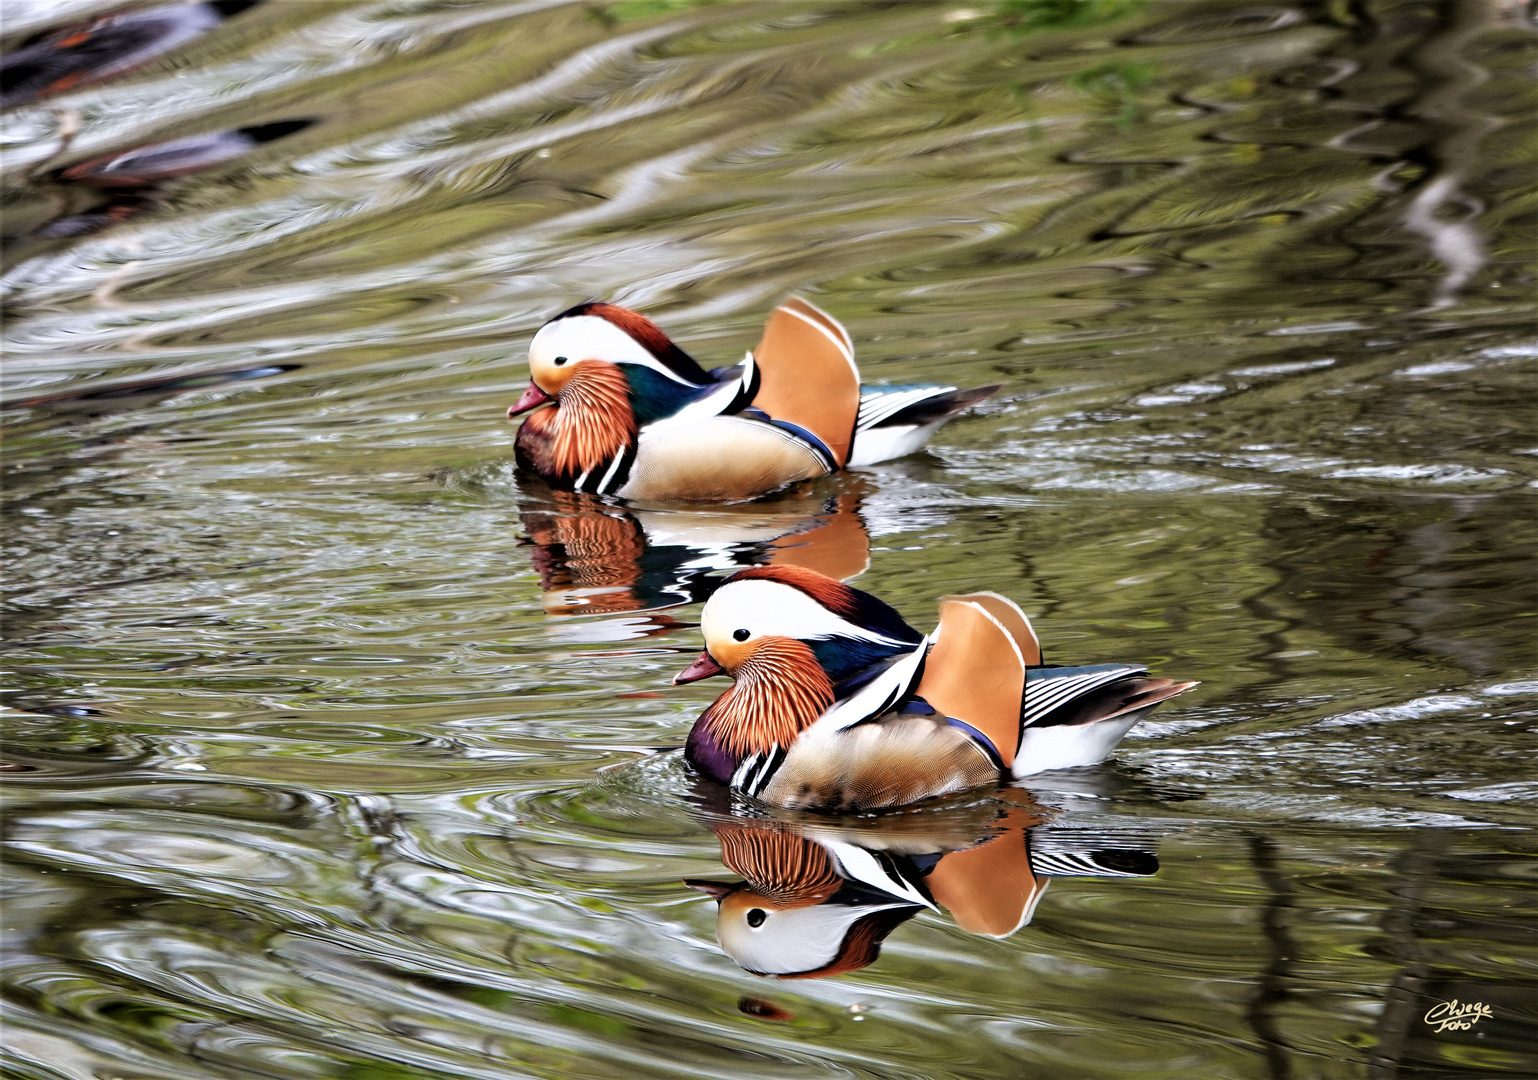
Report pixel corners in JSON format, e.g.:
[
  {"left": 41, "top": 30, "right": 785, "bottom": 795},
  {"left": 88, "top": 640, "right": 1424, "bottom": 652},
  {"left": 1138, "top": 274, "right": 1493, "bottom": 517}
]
[
  {"left": 507, "top": 298, "right": 999, "bottom": 502},
  {"left": 675, "top": 566, "right": 1197, "bottom": 811}
]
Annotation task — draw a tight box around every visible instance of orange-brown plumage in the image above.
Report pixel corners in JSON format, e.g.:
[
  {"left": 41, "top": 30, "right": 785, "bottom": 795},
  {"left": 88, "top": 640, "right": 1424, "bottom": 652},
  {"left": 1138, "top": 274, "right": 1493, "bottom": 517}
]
[
  {"left": 547, "top": 360, "right": 636, "bottom": 477},
  {"left": 702, "top": 637, "right": 834, "bottom": 757}
]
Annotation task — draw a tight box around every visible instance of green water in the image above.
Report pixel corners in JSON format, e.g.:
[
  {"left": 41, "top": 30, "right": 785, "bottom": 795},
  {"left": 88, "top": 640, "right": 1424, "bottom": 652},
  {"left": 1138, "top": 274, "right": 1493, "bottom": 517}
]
[{"left": 2, "top": 0, "right": 1535, "bottom": 1077}]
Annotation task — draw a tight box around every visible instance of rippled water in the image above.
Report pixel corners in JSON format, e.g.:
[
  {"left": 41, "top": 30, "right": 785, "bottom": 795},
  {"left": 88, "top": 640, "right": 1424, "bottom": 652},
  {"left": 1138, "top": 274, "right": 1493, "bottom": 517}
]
[{"left": 3, "top": 1, "right": 1536, "bottom": 1077}]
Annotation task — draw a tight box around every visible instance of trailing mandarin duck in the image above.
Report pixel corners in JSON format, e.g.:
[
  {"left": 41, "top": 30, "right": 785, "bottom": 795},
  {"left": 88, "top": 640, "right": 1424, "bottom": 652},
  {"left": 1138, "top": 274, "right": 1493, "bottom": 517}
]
[
  {"left": 675, "top": 566, "right": 1197, "bottom": 811},
  {"left": 507, "top": 298, "right": 1000, "bottom": 502}
]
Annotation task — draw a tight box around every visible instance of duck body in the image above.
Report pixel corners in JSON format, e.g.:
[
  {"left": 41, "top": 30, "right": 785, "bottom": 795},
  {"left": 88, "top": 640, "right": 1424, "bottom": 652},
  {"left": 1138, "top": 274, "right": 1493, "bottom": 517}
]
[
  {"left": 509, "top": 299, "right": 998, "bottom": 503},
  {"left": 676, "top": 566, "right": 1197, "bottom": 812}
]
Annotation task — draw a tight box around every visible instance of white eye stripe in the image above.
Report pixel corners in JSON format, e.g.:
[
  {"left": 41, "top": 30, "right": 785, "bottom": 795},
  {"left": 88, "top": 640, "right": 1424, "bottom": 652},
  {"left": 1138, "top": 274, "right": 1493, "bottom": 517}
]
[
  {"left": 530, "top": 316, "right": 694, "bottom": 384},
  {"left": 702, "top": 580, "right": 908, "bottom": 650}
]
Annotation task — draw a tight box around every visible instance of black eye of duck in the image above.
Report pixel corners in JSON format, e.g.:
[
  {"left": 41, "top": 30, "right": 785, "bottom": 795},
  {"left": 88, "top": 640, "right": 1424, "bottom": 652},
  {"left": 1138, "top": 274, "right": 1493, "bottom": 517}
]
[
  {"left": 746, "top": 908, "right": 767, "bottom": 927},
  {"left": 733, "top": 628, "right": 750, "bottom": 642},
  {"left": 554, "top": 356, "right": 568, "bottom": 366}
]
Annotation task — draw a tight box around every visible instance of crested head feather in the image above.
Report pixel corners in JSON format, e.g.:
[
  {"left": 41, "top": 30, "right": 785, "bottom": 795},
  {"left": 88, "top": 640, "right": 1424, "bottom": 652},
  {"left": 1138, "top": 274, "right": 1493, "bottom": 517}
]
[
  {"left": 702, "top": 637, "right": 834, "bottom": 757},
  {"left": 548, "top": 360, "right": 636, "bottom": 476},
  {"left": 554, "top": 302, "right": 712, "bottom": 385},
  {"left": 726, "top": 565, "right": 922, "bottom": 645}
]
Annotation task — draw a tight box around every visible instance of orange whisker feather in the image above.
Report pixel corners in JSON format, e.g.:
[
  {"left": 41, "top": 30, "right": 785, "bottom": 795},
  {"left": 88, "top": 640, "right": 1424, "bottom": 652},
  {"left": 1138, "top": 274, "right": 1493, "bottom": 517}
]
[
  {"left": 703, "top": 637, "right": 833, "bottom": 757},
  {"left": 712, "top": 823, "right": 840, "bottom": 906},
  {"left": 549, "top": 360, "right": 636, "bottom": 476}
]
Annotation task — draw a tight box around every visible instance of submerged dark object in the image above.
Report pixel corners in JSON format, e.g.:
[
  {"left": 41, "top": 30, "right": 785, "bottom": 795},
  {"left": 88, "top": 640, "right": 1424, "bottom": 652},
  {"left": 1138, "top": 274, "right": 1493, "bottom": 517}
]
[
  {"left": 1, "top": 1, "right": 262, "bottom": 109},
  {"left": 29, "top": 118, "right": 312, "bottom": 239},
  {"left": 56, "top": 119, "right": 312, "bottom": 187},
  {"left": 13, "top": 363, "right": 300, "bottom": 415}
]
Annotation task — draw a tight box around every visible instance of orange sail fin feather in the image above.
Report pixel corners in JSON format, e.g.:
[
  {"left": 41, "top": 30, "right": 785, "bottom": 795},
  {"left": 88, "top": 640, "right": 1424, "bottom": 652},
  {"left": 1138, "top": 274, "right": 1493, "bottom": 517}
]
[
  {"left": 914, "top": 598, "right": 1028, "bottom": 769},
  {"left": 549, "top": 360, "right": 636, "bottom": 477},
  {"left": 944, "top": 592, "right": 1041, "bottom": 666},
  {"left": 751, "top": 298, "right": 861, "bottom": 468},
  {"left": 702, "top": 638, "right": 834, "bottom": 757}
]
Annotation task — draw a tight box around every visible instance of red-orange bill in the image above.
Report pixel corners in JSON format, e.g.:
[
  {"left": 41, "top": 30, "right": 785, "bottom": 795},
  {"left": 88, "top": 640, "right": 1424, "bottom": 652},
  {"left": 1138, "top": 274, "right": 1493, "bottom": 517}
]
[
  {"left": 674, "top": 651, "right": 725, "bottom": 685},
  {"left": 507, "top": 382, "right": 551, "bottom": 418}
]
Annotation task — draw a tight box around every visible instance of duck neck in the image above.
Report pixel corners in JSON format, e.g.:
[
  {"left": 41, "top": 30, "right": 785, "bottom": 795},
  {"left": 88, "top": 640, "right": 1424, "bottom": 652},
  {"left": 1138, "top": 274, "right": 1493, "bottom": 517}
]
[
  {"left": 696, "top": 638, "right": 835, "bottom": 765},
  {"left": 548, "top": 361, "right": 637, "bottom": 479},
  {"left": 812, "top": 636, "right": 918, "bottom": 689}
]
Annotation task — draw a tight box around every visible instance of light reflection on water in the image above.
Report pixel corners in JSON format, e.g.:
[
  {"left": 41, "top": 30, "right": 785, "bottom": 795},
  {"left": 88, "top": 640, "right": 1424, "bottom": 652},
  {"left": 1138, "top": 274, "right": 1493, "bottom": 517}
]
[{"left": 2, "top": 0, "right": 1536, "bottom": 1077}]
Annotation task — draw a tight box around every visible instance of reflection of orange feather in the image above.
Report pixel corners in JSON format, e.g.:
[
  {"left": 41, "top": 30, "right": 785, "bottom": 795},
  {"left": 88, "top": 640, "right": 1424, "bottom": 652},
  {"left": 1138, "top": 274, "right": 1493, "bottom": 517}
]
[
  {"left": 766, "top": 490, "right": 870, "bottom": 582},
  {"left": 703, "top": 637, "right": 833, "bottom": 756},
  {"left": 547, "top": 494, "right": 644, "bottom": 589},
  {"left": 927, "top": 803, "right": 1046, "bottom": 938},
  {"left": 548, "top": 361, "right": 636, "bottom": 477},
  {"left": 713, "top": 823, "right": 840, "bottom": 906}
]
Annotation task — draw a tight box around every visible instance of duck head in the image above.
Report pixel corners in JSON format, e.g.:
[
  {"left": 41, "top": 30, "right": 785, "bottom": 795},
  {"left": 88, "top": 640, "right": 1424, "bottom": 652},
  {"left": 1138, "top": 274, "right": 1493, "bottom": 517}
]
[
  {"left": 507, "top": 303, "right": 716, "bottom": 476},
  {"left": 685, "top": 821, "right": 921, "bottom": 978},
  {"left": 677, "top": 566, "right": 923, "bottom": 769}
]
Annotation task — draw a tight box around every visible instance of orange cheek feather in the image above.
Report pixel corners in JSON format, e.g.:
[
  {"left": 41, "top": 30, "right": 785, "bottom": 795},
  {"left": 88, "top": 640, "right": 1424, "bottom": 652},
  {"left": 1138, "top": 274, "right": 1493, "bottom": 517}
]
[
  {"left": 702, "top": 637, "right": 834, "bottom": 757},
  {"left": 547, "top": 360, "right": 636, "bottom": 476}
]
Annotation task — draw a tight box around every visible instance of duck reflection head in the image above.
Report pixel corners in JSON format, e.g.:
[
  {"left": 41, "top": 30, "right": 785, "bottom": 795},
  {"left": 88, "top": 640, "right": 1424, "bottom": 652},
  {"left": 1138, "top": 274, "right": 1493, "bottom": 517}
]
[
  {"left": 685, "top": 818, "right": 928, "bottom": 978},
  {"left": 687, "top": 879, "right": 921, "bottom": 979}
]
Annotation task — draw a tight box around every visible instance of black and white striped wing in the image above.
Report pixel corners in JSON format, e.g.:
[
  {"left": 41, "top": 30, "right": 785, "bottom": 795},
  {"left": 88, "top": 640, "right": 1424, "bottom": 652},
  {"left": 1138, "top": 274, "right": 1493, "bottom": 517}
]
[
  {"left": 1022, "top": 664, "right": 1147, "bottom": 728},
  {"left": 1028, "top": 828, "right": 1160, "bottom": 878}
]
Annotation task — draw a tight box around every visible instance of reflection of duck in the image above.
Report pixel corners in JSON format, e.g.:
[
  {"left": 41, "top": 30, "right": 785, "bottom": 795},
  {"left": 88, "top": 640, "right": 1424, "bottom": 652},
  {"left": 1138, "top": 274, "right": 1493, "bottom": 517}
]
[
  {"left": 686, "top": 797, "right": 1159, "bottom": 978},
  {"left": 29, "top": 119, "right": 312, "bottom": 239},
  {"left": 518, "top": 481, "right": 872, "bottom": 632},
  {"left": 676, "top": 567, "right": 1197, "bottom": 811},
  {"left": 0, "top": 1, "right": 262, "bottom": 110},
  {"left": 506, "top": 299, "right": 999, "bottom": 502}
]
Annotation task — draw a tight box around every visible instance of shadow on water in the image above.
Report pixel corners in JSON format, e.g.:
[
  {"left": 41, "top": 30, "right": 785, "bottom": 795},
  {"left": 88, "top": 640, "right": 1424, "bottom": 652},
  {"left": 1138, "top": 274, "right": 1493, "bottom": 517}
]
[{"left": 2, "top": 0, "right": 1536, "bottom": 1077}]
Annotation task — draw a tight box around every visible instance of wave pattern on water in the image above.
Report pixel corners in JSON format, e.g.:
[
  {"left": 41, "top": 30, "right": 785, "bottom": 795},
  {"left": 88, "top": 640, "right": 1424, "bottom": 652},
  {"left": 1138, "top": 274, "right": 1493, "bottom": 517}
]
[{"left": 3, "top": 0, "right": 1536, "bottom": 1077}]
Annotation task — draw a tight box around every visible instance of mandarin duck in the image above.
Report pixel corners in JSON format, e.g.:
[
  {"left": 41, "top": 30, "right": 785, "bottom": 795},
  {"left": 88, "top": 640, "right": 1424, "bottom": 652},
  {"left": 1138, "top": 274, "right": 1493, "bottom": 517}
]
[
  {"left": 506, "top": 298, "right": 1000, "bottom": 502},
  {"left": 685, "top": 799, "right": 1159, "bottom": 977},
  {"left": 0, "top": 1, "right": 262, "bottom": 110},
  {"left": 674, "top": 566, "right": 1197, "bottom": 812}
]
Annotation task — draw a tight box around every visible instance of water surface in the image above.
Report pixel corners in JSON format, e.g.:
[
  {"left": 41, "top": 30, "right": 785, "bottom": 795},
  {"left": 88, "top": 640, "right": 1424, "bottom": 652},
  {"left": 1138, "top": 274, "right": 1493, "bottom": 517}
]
[{"left": 3, "top": 1, "right": 1536, "bottom": 1077}]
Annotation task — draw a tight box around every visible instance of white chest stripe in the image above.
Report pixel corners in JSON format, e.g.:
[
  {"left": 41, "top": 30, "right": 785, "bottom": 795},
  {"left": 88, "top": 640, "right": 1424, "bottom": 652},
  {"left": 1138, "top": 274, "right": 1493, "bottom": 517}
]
[
  {"left": 804, "top": 636, "right": 929, "bottom": 738},
  {"left": 595, "top": 451, "right": 626, "bottom": 493},
  {"left": 828, "top": 843, "right": 937, "bottom": 910}
]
